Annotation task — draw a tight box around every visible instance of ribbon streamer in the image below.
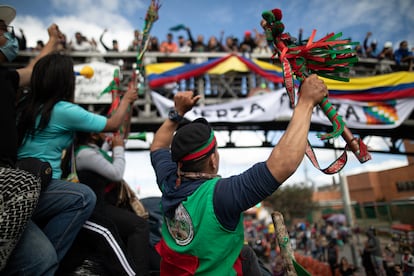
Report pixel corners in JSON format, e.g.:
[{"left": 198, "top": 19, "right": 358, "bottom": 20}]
[{"left": 261, "top": 8, "right": 371, "bottom": 174}]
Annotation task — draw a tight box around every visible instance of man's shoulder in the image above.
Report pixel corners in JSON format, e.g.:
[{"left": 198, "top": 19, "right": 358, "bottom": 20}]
[{"left": 150, "top": 148, "right": 171, "bottom": 163}]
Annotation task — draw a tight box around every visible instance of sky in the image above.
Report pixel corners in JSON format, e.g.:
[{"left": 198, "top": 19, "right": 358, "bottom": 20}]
[
  {"left": 4, "top": 0, "right": 412, "bottom": 198},
  {"left": 5, "top": 0, "right": 414, "bottom": 53}
]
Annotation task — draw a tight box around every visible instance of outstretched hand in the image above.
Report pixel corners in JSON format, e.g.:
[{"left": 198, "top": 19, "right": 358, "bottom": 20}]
[
  {"left": 18, "top": 23, "right": 65, "bottom": 87},
  {"left": 174, "top": 91, "right": 201, "bottom": 116},
  {"left": 150, "top": 91, "right": 201, "bottom": 152},
  {"left": 47, "top": 24, "right": 64, "bottom": 44}
]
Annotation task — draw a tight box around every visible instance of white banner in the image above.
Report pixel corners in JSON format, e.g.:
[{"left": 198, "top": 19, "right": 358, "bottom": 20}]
[
  {"left": 151, "top": 90, "right": 414, "bottom": 129},
  {"left": 74, "top": 62, "right": 120, "bottom": 104}
]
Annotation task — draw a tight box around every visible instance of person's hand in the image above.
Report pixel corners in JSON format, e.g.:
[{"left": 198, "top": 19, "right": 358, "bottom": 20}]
[
  {"left": 366, "top": 31, "right": 372, "bottom": 38},
  {"left": 297, "top": 74, "right": 328, "bottom": 107},
  {"left": 47, "top": 24, "right": 64, "bottom": 45},
  {"left": 123, "top": 81, "right": 139, "bottom": 104},
  {"left": 174, "top": 91, "right": 201, "bottom": 115},
  {"left": 112, "top": 133, "right": 124, "bottom": 148}
]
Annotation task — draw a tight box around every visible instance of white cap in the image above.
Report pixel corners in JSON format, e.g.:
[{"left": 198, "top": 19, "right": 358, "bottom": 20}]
[
  {"left": 384, "top": 41, "right": 393, "bottom": 48},
  {"left": 0, "top": 5, "right": 16, "bottom": 25}
]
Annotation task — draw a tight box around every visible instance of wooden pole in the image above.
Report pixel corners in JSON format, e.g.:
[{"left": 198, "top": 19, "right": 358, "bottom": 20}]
[{"left": 271, "top": 211, "right": 297, "bottom": 276}]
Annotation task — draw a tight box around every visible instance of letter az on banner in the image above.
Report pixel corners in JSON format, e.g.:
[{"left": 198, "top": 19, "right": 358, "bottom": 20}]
[
  {"left": 151, "top": 91, "right": 414, "bottom": 129},
  {"left": 75, "top": 62, "right": 120, "bottom": 104}
]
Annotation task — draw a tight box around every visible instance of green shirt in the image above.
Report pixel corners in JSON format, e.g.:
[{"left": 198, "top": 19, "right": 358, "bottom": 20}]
[{"left": 162, "top": 177, "right": 244, "bottom": 275}]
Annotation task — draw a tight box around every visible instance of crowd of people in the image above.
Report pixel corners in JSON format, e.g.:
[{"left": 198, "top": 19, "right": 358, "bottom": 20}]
[
  {"left": 245, "top": 215, "right": 414, "bottom": 276},
  {"left": 1, "top": 3, "right": 414, "bottom": 276},
  {"left": 1, "top": 4, "right": 327, "bottom": 275},
  {"left": 17, "top": 26, "right": 272, "bottom": 57},
  {"left": 17, "top": 21, "right": 414, "bottom": 72},
  {"left": 358, "top": 31, "right": 414, "bottom": 72},
  {"left": 0, "top": 5, "right": 153, "bottom": 275}
]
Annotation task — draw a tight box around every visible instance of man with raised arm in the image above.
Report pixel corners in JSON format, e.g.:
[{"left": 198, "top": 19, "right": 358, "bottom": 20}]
[{"left": 150, "top": 74, "right": 328, "bottom": 275}]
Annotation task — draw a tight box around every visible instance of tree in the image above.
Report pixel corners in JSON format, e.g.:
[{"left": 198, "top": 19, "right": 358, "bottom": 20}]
[{"left": 263, "top": 184, "right": 315, "bottom": 224}]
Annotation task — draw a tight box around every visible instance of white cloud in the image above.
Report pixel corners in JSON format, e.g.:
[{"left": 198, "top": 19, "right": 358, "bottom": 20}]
[
  {"left": 13, "top": 16, "right": 49, "bottom": 46},
  {"left": 9, "top": 0, "right": 414, "bottom": 52},
  {"left": 12, "top": 0, "right": 146, "bottom": 51}
]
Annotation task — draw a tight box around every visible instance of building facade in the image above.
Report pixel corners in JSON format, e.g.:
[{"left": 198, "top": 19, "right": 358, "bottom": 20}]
[{"left": 313, "top": 140, "right": 414, "bottom": 226}]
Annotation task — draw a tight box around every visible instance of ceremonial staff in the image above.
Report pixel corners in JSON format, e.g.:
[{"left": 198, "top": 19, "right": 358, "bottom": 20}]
[
  {"left": 101, "top": 0, "right": 160, "bottom": 139},
  {"left": 261, "top": 8, "right": 371, "bottom": 174}
]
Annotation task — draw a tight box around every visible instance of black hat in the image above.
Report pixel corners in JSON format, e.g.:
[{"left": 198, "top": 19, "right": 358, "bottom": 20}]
[{"left": 171, "top": 118, "right": 216, "bottom": 162}]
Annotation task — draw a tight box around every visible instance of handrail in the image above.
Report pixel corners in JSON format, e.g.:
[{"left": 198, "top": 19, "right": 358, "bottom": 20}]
[
  {"left": 15, "top": 50, "right": 399, "bottom": 71},
  {"left": 10, "top": 50, "right": 414, "bottom": 149}
]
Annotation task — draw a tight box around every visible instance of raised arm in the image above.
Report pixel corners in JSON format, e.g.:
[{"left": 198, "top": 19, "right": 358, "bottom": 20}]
[
  {"left": 99, "top": 29, "right": 110, "bottom": 51},
  {"left": 17, "top": 24, "right": 64, "bottom": 87},
  {"left": 266, "top": 74, "right": 328, "bottom": 183},
  {"left": 103, "top": 82, "right": 138, "bottom": 132},
  {"left": 150, "top": 91, "right": 201, "bottom": 152}
]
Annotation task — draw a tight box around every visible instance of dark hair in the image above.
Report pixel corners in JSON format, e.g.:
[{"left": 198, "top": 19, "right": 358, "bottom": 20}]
[
  {"left": 74, "top": 131, "right": 92, "bottom": 146},
  {"left": 181, "top": 156, "right": 210, "bottom": 172},
  {"left": 403, "top": 246, "right": 411, "bottom": 253},
  {"left": 17, "top": 53, "right": 75, "bottom": 146},
  {"left": 61, "top": 131, "right": 92, "bottom": 178}
]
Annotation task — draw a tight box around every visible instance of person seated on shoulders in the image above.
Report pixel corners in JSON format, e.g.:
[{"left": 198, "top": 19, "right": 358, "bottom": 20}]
[{"left": 150, "top": 74, "right": 328, "bottom": 275}]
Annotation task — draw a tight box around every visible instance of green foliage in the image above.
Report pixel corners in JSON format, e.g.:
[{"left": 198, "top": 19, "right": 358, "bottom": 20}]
[{"left": 264, "top": 185, "right": 315, "bottom": 222}]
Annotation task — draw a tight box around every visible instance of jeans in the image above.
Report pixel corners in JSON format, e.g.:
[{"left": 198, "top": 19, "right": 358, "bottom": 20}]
[
  {"left": 2, "top": 221, "right": 58, "bottom": 275},
  {"left": 3, "top": 179, "right": 96, "bottom": 274}
]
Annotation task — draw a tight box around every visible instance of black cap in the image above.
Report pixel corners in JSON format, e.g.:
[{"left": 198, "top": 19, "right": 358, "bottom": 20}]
[{"left": 171, "top": 118, "right": 216, "bottom": 162}]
